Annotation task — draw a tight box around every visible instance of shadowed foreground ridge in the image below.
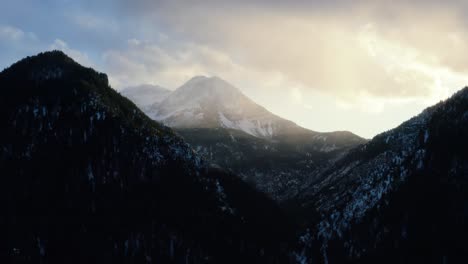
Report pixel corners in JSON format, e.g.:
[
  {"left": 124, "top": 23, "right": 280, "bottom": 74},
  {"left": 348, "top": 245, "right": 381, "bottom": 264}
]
[
  {"left": 292, "top": 86, "right": 468, "bottom": 263},
  {"left": 0, "top": 51, "right": 295, "bottom": 263}
]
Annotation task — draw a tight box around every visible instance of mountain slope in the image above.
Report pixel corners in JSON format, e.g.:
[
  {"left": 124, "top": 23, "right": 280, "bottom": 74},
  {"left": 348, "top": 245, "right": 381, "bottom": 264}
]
[
  {"left": 0, "top": 51, "right": 295, "bottom": 263},
  {"left": 291, "top": 87, "right": 468, "bottom": 263},
  {"left": 134, "top": 76, "right": 365, "bottom": 202},
  {"left": 177, "top": 128, "right": 362, "bottom": 202},
  {"left": 150, "top": 76, "right": 290, "bottom": 138}
]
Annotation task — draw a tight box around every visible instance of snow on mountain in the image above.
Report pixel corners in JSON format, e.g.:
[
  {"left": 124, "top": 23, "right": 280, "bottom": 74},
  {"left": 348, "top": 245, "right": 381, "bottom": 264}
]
[
  {"left": 293, "top": 86, "right": 468, "bottom": 263},
  {"left": 144, "top": 76, "right": 316, "bottom": 140},
  {"left": 120, "top": 84, "right": 170, "bottom": 110}
]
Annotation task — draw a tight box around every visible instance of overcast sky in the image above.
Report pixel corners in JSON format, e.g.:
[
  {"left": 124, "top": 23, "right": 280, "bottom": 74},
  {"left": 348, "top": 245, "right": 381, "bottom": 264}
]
[{"left": 2, "top": 0, "right": 468, "bottom": 138}]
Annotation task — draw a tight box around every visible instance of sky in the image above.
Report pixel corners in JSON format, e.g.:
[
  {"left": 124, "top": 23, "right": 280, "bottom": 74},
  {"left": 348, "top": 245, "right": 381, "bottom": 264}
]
[{"left": 1, "top": 0, "right": 468, "bottom": 138}]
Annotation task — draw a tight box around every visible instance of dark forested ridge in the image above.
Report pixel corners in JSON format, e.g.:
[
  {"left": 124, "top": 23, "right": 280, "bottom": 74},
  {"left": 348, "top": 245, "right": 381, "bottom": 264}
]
[
  {"left": 291, "top": 87, "right": 468, "bottom": 263},
  {"left": 0, "top": 51, "right": 296, "bottom": 263}
]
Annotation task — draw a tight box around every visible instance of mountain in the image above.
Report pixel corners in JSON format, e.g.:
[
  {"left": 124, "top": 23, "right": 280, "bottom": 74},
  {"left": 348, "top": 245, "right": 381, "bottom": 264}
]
[
  {"left": 0, "top": 51, "right": 296, "bottom": 263},
  {"left": 149, "top": 76, "right": 364, "bottom": 143},
  {"left": 130, "top": 76, "right": 366, "bottom": 202},
  {"left": 120, "top": 84, "right": 170, "bottom": 111},
  {"left": 149, "top": 75, "right": 288, "bottom": 138},
  {"left": 290, "top": 87, "right": 468, "bottom": 263}
]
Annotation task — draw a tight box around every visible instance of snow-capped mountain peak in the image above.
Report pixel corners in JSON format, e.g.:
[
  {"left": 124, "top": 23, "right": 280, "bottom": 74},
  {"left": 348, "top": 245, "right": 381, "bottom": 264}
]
[
  {"left": 161, "top": 75, "right": 247, "bottom": 110},
  {"left": 149, "top": 76, "right": 288, "bottom": 138},
  {"left": 126, "top": 76, "right": 364, "bottom": 149}
]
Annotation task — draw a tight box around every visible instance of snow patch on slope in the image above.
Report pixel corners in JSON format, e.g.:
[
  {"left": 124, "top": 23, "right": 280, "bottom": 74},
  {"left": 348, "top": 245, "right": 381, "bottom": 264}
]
[{"left": 218, "top": 112, "right": 274, "bottom": 138}]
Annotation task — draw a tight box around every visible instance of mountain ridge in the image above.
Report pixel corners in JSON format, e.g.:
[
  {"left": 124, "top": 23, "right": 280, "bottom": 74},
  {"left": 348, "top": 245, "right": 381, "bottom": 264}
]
[
  {"left": 0, "top": 51, "right": 296, "bottom": 263},
  {"left": 290, "top": 86, "right": 468, "bottom": 263}
]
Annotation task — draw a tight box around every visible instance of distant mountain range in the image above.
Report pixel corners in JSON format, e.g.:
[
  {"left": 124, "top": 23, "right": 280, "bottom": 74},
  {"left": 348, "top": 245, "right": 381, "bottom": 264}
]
[{"left": 122, "top": 76, "right": 366, "bottom": 201}]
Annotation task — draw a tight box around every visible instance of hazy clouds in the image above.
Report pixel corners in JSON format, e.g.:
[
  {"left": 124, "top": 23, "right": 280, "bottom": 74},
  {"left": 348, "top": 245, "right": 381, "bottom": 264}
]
[{"left": 109, "top": 0, "right": 468, "bottom": 100}]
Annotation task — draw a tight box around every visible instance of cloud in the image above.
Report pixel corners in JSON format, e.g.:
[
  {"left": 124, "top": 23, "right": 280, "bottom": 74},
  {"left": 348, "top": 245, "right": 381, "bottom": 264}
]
[
  {"left": 106, "top": 0, "right": 468, "bottom": 104},
  {"left": 0, "top": 25, "right": 25, "bottom": 40},
  {"left": 49, "top": 39, "right": 94, "bottom": 67},
  {"left": 290, "top": 87, "right": 303, "bottom": 105},
  {"left": 0, "top": 25, "right": 37, "bottom": 41},
  {"left": 0, "top": 25, "right": 43, "bottom": 70},
  {"left": 102, "top": 38, "right": 255, "bottom": 89},
  {"left": 70, "top": 13, "right": 119, "bottom": 32}
]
